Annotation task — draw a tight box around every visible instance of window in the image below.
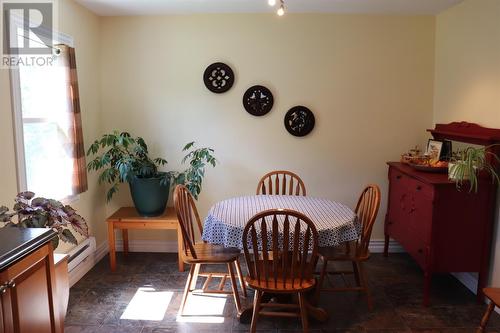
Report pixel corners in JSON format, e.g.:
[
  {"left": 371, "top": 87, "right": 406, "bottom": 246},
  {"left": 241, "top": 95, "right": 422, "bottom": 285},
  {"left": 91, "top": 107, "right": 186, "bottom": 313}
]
[{"left": 11, "top": 33, "right": 87, "bottom": 200}]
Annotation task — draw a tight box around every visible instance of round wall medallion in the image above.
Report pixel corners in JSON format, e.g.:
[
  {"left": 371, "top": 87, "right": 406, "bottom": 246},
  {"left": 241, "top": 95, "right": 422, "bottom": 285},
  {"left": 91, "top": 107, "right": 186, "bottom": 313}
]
[
  {"left": 284, "top": 106, "right": 315, "bottom": 137},
  {"left": 203, "top": 62, "right": 234, "bottom": 93},
  {"left": 242, "top": 85, "right": 274, "bottom": 116}
]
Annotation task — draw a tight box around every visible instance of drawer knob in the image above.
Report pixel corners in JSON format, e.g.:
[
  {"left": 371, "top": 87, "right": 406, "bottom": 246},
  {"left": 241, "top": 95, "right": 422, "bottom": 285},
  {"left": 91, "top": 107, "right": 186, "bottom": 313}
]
[
  {"left": 396, "top": 175, "right": 402, "bottom": 180},
  {"left": 7, "top": 280, "right": 15, "bottom": 288},
  {"left": 418, "top": 248, "right": 423, "bottom": 254},
  {"left": 388, "top": 221, "right": 393, "bottom": 225},
  {"left": 416, "top": 186, "right": 422, "bottom": 191},
  {"left": 0, "top": 283, "right": 7, "bottom": 294}
]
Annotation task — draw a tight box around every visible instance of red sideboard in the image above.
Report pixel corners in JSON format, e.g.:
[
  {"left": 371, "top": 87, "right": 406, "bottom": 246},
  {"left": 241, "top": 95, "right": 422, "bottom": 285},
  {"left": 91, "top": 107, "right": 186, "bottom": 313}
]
[{"left": 384, "top": 122, "right": 500, "bottom": 306}]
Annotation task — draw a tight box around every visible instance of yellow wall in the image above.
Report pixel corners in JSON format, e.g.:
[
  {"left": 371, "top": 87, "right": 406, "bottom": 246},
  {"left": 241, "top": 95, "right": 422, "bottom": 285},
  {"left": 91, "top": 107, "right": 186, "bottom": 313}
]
[
  {"left": 1, "top": 8, "right": 438, "bottom": 249},
  {"left": 0, "top": 0, "right": 107, "bottom": 245},
  {"left": 99, "top": 14, "right": 436, "bottom": 242},
  {"left": 434, "top": 0, "right": 500, "bottom": 282}
]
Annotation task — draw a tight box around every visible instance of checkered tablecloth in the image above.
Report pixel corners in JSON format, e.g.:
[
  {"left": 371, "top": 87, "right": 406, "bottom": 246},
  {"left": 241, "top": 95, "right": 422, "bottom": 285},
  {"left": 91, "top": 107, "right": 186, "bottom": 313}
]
[{"left": 202, "top": 195, "right": 359, "bottom": 249}]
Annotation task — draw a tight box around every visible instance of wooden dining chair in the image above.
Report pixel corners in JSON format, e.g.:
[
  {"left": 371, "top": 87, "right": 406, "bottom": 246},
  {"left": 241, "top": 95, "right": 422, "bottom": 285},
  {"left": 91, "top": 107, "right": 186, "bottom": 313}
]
[
  {"left": 477, "top": 288, "right": 500, "bottom": 332},
  {"left": 256, "top": 170, "right": 306, "bottom": 196},
  {"left": 314, "top": 184, "right": 381, "bottom": 310},
  {"left": 173, "top": 185, "right": 247, "bottom": 317},
  {"left": 242, "top": 209, "right": 318, "bottom": 333}
]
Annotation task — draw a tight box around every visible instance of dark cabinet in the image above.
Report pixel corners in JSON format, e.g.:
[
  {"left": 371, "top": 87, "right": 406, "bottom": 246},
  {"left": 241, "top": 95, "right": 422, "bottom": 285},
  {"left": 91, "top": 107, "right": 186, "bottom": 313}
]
[
  {"left": 384, "top": 122, "right": 500, "bottom": 306},
  {"left": 0, "top": 228, "right": 62, "bottom": 333}
]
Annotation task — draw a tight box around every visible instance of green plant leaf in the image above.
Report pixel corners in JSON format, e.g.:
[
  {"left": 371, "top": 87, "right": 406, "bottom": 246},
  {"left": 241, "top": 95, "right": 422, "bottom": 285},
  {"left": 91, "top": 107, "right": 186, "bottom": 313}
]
[
  {"left": 51, "top": 236, "right": 59, "bottom": 250},
  {"left": 17, "top": 191, "right": 35, "bottom": 200},
  {"left": 0, "top": 206, "right": 13, "bottom": 222},
  {"left": 136, "top": 137, "right": 148, "bottom": 152},
  {"left": 106, "top": 184, "right": 119, "bottom": 202},
  {"left": 154, "top": 158, "right": 168, "bottom": 166},
  {"left": 60, "top": 229, "right": 78, "bottom": 245},
  {"left": 183, "top": 141, "right": 195, "bottom": 151},
  {"left": 68, "top": 214, "right": 89, "bottom": 237},
  {"left": 0, "top": 206, "right": 9, "bottom": 215}
]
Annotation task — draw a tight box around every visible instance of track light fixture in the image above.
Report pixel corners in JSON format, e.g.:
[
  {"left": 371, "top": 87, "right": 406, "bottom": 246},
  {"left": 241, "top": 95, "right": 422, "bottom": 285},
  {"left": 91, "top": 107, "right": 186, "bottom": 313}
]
[
  {"left": 277, "top": 1, "right": 285, "bottom": 16},
  {"left": 268, "top": 0, "right": 285, "bottom": 16}
]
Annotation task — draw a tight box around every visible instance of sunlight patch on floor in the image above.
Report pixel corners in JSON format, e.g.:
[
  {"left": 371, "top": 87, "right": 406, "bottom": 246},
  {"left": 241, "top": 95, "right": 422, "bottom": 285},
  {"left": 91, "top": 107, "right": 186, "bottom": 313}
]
[
  {"left": 120, "top": 287, "right": 173, "bottom": 321},
  {"left": 176, "top": 293, "right": 227, "bottom": 323}
]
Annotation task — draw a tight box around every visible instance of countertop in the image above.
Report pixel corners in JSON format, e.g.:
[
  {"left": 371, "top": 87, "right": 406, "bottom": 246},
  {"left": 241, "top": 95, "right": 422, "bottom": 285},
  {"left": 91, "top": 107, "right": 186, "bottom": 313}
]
[{"left": 0, "top": 227, "right": 57, "bottom": 271}]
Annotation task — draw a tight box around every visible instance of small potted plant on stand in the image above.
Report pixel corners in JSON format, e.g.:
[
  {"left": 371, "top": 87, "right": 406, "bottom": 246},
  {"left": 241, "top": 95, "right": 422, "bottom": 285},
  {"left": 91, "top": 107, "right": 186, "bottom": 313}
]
[
  {"left": 87, "top": 131, "right": 216, "bottom": 216},
  {"left": 448, "top": 146, "right": 500, "bottom": 192},
  {"left": 0, "top": 191, "right": 89, "bottom": 249}
]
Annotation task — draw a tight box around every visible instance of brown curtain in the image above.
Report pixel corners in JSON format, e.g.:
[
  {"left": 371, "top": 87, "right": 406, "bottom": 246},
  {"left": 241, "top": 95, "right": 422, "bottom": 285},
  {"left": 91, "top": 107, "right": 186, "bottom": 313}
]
[{"left": 56, "top": 44, "right": 88, "bottom": 195}]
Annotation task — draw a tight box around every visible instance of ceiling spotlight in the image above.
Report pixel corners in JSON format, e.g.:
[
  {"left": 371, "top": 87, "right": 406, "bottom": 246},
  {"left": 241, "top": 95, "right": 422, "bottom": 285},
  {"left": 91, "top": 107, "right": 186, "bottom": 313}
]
[
  {"left": 277, "top": 3, "right": 285, "bottom": 16},
  {"left": 268, "top": 0, "right": 276, "bottom": 6}
]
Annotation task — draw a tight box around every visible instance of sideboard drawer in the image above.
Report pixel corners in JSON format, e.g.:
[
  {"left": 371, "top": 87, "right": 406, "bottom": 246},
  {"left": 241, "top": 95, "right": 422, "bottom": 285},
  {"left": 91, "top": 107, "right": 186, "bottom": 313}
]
[
  {"left": 407, "top": 177, "right": 434, "bottom": 200},
  {"left": 389, "top": 168, "right": 409, "bottom": 185}
]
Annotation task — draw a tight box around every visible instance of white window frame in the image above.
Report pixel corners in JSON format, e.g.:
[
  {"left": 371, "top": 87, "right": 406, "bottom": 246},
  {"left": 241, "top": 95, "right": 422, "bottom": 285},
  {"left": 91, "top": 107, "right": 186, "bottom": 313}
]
[{"left": 9, "top": 16, "right": 76, "bottom": 203}]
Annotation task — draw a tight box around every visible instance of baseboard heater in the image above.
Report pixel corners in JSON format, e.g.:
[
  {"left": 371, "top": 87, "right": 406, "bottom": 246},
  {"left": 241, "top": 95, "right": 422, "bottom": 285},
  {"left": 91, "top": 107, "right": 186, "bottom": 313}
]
[{"left": 65, "top": 236, "right": 96, "bottom": 272}]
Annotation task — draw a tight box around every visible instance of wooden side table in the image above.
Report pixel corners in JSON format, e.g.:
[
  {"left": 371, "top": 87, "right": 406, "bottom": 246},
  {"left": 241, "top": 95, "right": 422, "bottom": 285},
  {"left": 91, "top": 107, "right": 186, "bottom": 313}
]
[{"left": 106, "top": 207, "right": 184, "bottom": 272}]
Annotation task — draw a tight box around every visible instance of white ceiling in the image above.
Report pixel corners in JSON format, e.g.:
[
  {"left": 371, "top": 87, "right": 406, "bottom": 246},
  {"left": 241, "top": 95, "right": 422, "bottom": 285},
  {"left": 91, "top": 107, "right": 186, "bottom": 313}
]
[{"left": 75, "top": 0, "right": 463, "bottom": 16}]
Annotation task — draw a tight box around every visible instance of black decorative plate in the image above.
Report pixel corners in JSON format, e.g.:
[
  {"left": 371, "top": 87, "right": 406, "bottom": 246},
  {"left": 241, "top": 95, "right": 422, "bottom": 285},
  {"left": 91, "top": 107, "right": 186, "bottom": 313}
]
[
  {"left": 242, "top": 85, "right": 274, "bottom": 116},
  {"left": 203, "top": 62, "right": 234, "bottom": 93},
  {"left": 284, "top": 106, "right": 315, "bottom": 137}
]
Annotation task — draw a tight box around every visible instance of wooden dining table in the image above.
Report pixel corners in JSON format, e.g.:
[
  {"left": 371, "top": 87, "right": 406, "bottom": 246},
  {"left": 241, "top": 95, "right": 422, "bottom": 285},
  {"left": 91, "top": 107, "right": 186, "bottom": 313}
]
[{"left": 201, "top": 194, "right": 360, "bottom": 323}]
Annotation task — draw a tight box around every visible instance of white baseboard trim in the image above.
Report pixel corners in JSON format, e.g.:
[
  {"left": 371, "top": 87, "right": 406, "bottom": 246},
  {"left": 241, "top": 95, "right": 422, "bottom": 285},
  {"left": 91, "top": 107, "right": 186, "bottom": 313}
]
[
  {"left": 112, "top": 238, "right": 400, "bottom": 254},
  {"left": 68, "top": 241, "right": 108, "bottom": 287},
  {"left": 368, "top": 239, "right": 404, "bottom": 253}
]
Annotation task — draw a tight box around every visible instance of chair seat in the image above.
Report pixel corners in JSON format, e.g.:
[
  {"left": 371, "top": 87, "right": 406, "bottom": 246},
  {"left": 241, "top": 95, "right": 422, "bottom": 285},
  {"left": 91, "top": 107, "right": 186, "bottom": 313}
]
[
  {"left": 182, "top": 243, "right": 241, "bottom": 263},
  {"left": 245, "top": 262, "right": 316, "bottom": 292},
  {"left": 318, "top": 241, "right": 370, "bottom": 261},
  {"left": 246, "top": 276, "right": 315, "bottom": 293},
  {"left": 484, "top": 288, "right": 500, "bottom": 306}
]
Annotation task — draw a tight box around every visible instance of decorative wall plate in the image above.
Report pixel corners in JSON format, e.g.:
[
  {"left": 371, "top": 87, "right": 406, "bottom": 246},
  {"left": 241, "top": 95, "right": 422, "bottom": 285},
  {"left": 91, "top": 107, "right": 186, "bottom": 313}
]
[
  {"left": 284, "top": 106, "right": 315, "bottom": 137},
  {"left": 242, "top": 85, "right": 274, "bottom": 116},
  {"left": 203, "top": 62, "right": 234, "bottom": 93}
]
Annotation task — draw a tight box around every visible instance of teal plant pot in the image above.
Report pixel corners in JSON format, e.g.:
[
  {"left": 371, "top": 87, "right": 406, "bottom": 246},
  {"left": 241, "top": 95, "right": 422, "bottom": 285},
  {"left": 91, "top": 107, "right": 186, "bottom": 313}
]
[{"left": 129, "top": 173, "right": 170, "bottom": 217}]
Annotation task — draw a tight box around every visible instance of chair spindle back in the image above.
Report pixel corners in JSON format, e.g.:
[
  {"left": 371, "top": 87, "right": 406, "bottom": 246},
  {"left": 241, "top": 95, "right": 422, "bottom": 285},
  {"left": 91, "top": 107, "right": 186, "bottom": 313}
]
[
  {"left": 173, "top": 184, "right": 203, "bottom": 259},
  {"left": 355, "top": 184, "right": 381, "bottom": 257},
  {"left": 256, "top": 170, "right": 306, "bottom": 196},
  {"left": 242, "top": 209, "right": 318, "bottom": 289}
]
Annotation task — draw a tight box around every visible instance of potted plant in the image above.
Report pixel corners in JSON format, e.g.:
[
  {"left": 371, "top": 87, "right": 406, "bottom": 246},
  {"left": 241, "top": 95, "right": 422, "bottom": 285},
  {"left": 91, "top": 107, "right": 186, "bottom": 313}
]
[
  {"left": 87, "top": 131, "right": 216, "bottom": 216},
  {"left": 448, "top": 145, "right": 500, "bottom": 192},
  {"left": 0, "top": 191, "right": 89, "bottom": 249}
]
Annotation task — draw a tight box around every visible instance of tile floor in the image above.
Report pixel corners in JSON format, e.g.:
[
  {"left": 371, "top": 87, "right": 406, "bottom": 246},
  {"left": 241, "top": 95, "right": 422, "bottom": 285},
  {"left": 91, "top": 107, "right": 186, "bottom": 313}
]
[{"left": 65, "top": 252, "right": 500, "bottom": 332}]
